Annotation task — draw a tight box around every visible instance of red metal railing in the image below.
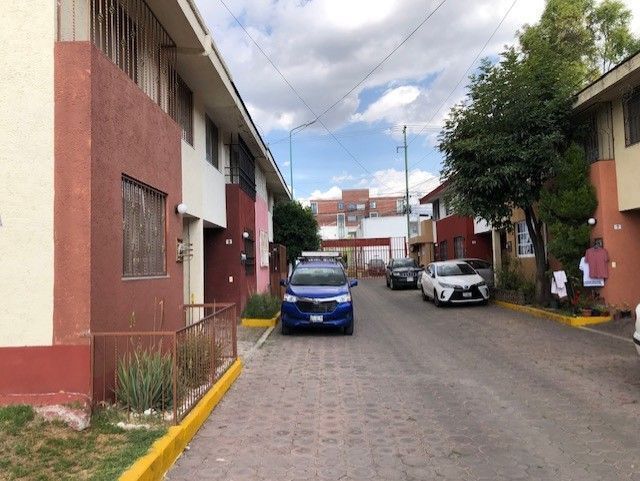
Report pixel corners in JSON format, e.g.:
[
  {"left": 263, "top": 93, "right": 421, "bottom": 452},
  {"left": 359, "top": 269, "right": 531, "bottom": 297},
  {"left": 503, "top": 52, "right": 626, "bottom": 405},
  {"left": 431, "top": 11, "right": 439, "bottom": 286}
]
[
  {"left": 183, "top": 303, "right": 234, "bottom": 326},
  {"left": 92, "top": 304, "right": 237, "bottom": 424}
]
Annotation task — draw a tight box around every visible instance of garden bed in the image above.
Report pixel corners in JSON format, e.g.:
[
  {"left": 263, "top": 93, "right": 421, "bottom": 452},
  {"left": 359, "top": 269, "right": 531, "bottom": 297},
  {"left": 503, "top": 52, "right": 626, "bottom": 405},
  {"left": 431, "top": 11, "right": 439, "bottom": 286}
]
[
  {"left": 0, "top": 405, "right": 165, "bottom": 480},
  {"left": 241, "top": 293, "right": 281, "bottom": 328}
]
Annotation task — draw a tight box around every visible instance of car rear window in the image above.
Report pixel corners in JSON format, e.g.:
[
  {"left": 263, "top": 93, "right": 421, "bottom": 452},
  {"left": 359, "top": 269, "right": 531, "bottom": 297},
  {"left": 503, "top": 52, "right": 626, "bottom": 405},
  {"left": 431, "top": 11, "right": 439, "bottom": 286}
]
[
  {"left": 437, "top": 263, "right": 476, "bottom": 276},
  {"left": 290, "top": 266, "right": 347, "bottom": 286}
]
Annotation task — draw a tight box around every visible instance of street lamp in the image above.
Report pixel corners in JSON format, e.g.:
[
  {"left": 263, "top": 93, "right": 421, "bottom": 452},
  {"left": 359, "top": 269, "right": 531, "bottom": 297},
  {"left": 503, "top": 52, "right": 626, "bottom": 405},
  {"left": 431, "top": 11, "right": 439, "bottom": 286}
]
[{"left": 289, "top": 119, "right": 317, "bottom": 198}]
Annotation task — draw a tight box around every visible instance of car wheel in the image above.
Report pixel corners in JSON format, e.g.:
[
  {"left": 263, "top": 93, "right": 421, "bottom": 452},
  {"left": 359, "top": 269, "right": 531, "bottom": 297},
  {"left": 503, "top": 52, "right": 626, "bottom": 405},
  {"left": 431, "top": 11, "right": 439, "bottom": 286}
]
[
  {"left": 421, "top": 285, "right": 428, "bottom": 302},
  {"left": 386, "top": 277, "right": 390, "bottom": 288},
  {"left": 434, "top": 290, "right": 442, "bottom": 308},
  {"left": 281, "top": 323, "right": 291, "bottom": 335},
  {"left": 343, "top": 320, "right": 354, "bottom": 335},
  {"left": 390, "top": 278, "right": 396, "bottom": 290}
]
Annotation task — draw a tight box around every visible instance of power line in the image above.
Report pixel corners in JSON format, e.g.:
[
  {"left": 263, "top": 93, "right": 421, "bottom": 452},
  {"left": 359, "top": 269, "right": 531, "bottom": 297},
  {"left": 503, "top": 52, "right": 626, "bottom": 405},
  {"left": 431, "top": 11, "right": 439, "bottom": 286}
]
[
  {"left": 406, "top": 0, "right": 519, "bottom": 159},
  {"left": 313, "top": 0, "right": 448, "bottom": 123}
]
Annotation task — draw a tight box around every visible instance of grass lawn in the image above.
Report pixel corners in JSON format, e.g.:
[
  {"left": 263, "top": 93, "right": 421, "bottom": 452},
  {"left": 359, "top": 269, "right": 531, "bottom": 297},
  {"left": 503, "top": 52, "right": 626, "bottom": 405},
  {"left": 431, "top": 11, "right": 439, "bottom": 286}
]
[{"left": 0, "top": 405, "right": 165, "bottom": 481}]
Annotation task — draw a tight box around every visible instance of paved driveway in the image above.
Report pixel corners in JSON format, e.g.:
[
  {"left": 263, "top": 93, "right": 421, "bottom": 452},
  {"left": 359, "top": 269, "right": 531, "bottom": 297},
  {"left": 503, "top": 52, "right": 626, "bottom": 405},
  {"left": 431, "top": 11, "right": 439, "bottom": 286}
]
[{"left": 168, "top": 280, "right": 640, "bottom": 481}]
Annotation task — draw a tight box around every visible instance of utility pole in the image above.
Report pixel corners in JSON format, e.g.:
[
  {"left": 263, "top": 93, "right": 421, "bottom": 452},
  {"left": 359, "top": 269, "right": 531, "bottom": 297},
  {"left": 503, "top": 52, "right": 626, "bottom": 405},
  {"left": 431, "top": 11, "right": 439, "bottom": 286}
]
[{"left": 397, "top": 125, "right": 411, "bottom": 242}]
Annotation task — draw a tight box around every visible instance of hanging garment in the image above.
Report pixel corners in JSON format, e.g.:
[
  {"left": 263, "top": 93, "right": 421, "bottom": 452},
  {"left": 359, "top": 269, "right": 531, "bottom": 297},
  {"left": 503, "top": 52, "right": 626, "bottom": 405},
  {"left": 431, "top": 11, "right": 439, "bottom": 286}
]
[
  {"left": 585, "top": 246, "right": 609, "bottom": 279},
  {"left": 551, "top": 270, "right": 568, "bottom": 299},
  {"left": 579, "top": 256, "right": 605, "bottom": 287}
]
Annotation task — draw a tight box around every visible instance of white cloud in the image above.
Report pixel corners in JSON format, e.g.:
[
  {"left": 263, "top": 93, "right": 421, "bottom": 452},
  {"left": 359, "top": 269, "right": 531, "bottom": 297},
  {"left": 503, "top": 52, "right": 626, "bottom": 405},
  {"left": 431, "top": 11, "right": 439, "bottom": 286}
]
[
  {"left": 307, "top": 186, "right": 343, "bottom": 200},
  {"left": 352, "top": 85, "right": 421, "bottom": 123},
  {"left": 331, "top": 171, "right": 355, "bottom": 183},
  {"left": 359, "top": 168, "right": 441, "bottom": 198}
]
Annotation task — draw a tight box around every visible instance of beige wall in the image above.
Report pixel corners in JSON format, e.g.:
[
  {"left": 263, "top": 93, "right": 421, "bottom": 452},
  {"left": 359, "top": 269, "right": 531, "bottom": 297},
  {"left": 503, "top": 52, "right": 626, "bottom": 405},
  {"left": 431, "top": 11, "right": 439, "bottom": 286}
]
[
  {"left": 611, "top": 99, "right": 640, "bottom": 211},
  {"left": 0, "top": 2, "right": 56, "bottom": 347},
  {"left": 504, "top": 209, "right": 537, "bottom": 281}
]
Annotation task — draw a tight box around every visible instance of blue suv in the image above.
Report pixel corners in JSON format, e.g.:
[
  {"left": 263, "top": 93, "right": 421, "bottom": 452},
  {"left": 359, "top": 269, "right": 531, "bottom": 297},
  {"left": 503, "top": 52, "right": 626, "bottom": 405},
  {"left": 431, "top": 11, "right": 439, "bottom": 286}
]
[{"left": 280, "top": 260, "right": 357, "bottom": 335}]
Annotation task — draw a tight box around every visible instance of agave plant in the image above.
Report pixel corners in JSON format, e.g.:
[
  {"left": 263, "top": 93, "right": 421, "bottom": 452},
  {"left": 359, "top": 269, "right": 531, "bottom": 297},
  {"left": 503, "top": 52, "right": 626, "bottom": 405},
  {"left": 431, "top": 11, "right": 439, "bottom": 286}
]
[{"left": 115, "top": 344, "right": 174, "bottom": 413}]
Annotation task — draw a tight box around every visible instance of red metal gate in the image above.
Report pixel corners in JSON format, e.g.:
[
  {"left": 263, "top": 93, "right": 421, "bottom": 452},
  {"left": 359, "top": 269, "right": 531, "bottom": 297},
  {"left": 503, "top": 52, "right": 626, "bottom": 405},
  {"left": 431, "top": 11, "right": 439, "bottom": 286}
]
[{"left": 321, "top": 237, "right": 407, "bottom": 278}]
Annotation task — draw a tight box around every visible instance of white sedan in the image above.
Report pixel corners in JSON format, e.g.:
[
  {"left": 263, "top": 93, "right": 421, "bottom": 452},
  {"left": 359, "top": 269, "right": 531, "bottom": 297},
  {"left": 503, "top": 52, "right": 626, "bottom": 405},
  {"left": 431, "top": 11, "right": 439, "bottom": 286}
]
[
  {"left": 420, "top": 260, "right": 490, "bottom": 307},
  {"left": 634, "top": 304, "right": 640, "bottom": 355}
]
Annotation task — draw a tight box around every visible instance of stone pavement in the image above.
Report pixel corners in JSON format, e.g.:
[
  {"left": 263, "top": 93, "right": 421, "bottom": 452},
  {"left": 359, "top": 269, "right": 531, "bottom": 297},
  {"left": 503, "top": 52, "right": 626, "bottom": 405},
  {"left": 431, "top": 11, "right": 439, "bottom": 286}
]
[{"left": 168, "top": 280, "right": 640, "bottom": 481}]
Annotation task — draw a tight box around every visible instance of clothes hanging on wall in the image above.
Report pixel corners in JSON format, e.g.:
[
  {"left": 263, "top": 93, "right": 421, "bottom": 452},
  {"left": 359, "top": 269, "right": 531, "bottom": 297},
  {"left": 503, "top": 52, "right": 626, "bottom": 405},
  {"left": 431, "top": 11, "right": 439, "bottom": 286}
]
[
  {"left": 579, "top": 256, "right": 605, "bottom": 287},
  {"left": 585, "top": 246, "right": 609, "bottom": 279},
  {"left": 550, "top": 270, "right": 568, "bottom": 299}
]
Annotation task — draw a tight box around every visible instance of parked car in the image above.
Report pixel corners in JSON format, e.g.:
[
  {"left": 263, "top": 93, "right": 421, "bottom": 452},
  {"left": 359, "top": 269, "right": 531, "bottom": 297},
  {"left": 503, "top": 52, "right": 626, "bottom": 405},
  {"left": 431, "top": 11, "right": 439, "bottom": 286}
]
[
  {"left": 280, "top": 260, "right": 357, "bottom": 335},
  {"left": 420, "top": 260, "right": 490, "bottom": 307},
  {"left": 367, "top": 258, "right": 386, "bottom": 276},
  {"left": 634, "top": 304, "right": 640, "bottom": 355},
  {"left": 386, "top": 257, "right": 422, "bottom": 290},
  {"left": 459, "top": 258, "right": 494, "bottom": 287}
]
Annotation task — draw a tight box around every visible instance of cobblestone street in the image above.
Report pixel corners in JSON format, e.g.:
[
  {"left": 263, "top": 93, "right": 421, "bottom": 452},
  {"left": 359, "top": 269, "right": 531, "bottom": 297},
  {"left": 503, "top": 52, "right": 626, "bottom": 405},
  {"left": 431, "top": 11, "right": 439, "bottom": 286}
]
[{"left": 169, "top": 280, "right": 640, "bottom": 481}]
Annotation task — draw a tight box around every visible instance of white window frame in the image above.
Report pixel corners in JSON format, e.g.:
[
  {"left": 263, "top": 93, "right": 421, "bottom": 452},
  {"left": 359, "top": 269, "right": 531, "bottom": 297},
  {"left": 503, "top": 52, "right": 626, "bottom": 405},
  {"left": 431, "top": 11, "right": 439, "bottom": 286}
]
[
  {"left": 396, "top": 199, "right": 404, "bottom": 213},
  {"left": 515, "top": 221, "right": 534, "bottom": 258},
  {"left": 370, "top": 201, "right": 377, "bottom": 209},
  {"left": 310, "top": 202, "right": 318, "bottom": 214},
  {"left": 369, "top": 212, "right": 378, "bottom": 218},
  {"left": 356, "top": 203, "right": 366, "bottom": 211},
  {"left": 337, "top": 213, "right": 346, "bottom": 238}
]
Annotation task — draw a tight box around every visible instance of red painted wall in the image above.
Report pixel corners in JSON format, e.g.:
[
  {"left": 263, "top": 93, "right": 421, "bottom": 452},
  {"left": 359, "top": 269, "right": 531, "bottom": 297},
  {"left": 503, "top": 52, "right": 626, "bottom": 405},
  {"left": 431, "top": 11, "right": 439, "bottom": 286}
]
[
  {"left": 0, "top": 346, "right": 90, "bottom": 406},
  {"left": 204, "top": 185, "right": 256, "bottom": 314},
  {"left": 435, "top": 215, "right": 492, "bottom": 261},
  {"left": 589, "top": 160, "right": 640, "bottom": 307}
]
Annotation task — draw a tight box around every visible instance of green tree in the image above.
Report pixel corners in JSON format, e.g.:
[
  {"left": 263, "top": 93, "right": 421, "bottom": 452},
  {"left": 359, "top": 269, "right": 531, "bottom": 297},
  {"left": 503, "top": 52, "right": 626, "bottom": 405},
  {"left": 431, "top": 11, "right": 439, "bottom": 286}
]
[
  {"left": 273, "top": 201, "right": 321, "bottom": 263},
  {"left": 539, "top": 144, "right": 598, "bottom": 282},
  {"left": 590, "top": 0, "right": 640, "bottom": 73},
  {"left": 439, "top": 0, "right": 598, "bottom": 304}
]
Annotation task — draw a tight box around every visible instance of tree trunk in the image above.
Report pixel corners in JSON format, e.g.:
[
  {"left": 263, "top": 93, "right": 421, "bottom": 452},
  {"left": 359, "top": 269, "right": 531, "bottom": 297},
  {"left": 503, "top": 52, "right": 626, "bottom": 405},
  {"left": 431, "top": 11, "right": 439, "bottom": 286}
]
[{"left": 523, "top": 206, "right": 549, "bottom": 305}]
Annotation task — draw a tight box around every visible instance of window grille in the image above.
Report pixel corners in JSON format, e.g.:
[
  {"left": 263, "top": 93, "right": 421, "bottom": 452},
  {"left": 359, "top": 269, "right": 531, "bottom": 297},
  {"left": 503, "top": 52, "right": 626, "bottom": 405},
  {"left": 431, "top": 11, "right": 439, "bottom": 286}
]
[
  {"left": 205, "top": 115, "right": 219, "bottom": 168},
  {"left": 177, "top": 76, "right": 193, "bottom": 145},
  {"left": 623, "top": 88, "right": 640, "bottom": 147},
  {"left": 122, "top": 176, "right": 167, "bottom": 277},
  {"left": 584, "top": 113, "right": 600, "bottom": 163},
  {"left": 515, "top": 221, "right": 534, "bottom": 257},
  {"left": 438, "top": 240, "right": 448, "bottom": 261},
  {"left": 89, "top": 0, "right": 177, "bottom": 120},
  {"left": 228, "top": 136, "right": 256, "bottom": 199},
  {"left": 243, "top": 230, "right": 255, "bottom": 275}
]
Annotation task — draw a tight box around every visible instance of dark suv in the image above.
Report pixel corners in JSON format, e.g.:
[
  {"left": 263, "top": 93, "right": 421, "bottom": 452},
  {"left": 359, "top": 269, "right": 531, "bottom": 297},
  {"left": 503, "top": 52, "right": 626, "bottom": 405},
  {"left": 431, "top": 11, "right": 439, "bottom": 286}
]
[{"left": 385, "top": 258, "right": 422, "bottom": 290}]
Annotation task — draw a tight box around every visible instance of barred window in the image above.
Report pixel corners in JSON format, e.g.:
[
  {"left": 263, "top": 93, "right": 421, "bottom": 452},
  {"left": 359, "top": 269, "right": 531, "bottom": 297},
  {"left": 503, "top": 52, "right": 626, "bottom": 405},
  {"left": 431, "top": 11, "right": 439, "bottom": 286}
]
[
  {"left": 122, "top": 176, "right": 167, "bottom": 277},
  {"left": 438, "top": 240, "right": 448, "bottom": 261},
  {"left": 515, "top": 221, "right": 534, "bottom": 257},
  {"left": 177, "top": 76, "right": 193, "bottom": 145},
  {"left": 243, "top": 230, "right": 255, "bottom": 276},
  {"left": 623, "top": 89, "right": 640, "bottom": 147},
  {"left": 205, "top": 115, "right": 219, "bottom": 168}
]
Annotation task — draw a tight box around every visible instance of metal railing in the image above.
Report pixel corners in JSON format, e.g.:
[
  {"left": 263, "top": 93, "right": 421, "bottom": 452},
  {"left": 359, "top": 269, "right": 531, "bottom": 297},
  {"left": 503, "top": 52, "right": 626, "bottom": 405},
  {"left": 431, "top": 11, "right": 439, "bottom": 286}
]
[
  {"left": 183, "top": 303, "right": 235, "bottom": 326},
  {"left": 92, "top": 304, "right": 237, "bottom": 424}
]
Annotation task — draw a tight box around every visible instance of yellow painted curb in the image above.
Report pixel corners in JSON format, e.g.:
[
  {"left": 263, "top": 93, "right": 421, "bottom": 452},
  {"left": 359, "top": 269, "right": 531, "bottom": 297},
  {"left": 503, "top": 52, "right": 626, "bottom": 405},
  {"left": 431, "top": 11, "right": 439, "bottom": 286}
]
[
  {"left": 118, "top": 358, "right": 243, "bottom": 481},
  {"left": 241, "top": 312, "right": 280, "bottom": 328},
  {"left": 494, "top": 300, "right": 612, "bottom": 327}
]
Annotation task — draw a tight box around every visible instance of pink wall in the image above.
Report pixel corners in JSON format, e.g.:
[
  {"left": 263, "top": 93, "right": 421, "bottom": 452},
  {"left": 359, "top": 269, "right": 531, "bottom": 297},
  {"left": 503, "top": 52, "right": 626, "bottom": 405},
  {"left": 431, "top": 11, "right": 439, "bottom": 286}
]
[{"left": 255, "top": 194, "right": 270, "bottom": 293}]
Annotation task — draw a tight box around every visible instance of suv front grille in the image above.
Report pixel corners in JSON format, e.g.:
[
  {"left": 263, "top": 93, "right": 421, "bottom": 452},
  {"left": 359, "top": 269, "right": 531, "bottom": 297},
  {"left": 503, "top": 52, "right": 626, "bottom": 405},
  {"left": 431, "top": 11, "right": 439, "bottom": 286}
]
[{"left": 296, "top": 300, "right": 338, "bottom": 314}]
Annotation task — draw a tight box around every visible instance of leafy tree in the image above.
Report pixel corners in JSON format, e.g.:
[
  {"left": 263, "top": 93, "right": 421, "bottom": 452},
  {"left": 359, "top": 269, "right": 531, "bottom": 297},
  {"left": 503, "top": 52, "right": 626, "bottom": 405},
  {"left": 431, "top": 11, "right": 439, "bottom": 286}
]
[
  {"left": 590, "top": 0, "right": 640, "bottom": 73},
  {"left": 539, "top": 144, "right": 598, "bottom": 282},
  {"left": 273, "top": 201, "right": 321, "bottom": 263},
  {"left": 439, "top": 0, "right": 598, "bottom": 304}
]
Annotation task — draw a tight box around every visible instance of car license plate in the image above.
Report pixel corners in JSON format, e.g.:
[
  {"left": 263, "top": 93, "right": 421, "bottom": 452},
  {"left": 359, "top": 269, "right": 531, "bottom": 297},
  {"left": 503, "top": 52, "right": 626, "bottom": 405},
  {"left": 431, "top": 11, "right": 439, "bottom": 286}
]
[
  {"left": 463, "top": 292, "right": 473, "bottom": 298},
  {"left": 310, "top": 314, "right": 323, "bottom": 323},
  {"left": 407, "top": 277, "right": 414, "bottom": 282}
]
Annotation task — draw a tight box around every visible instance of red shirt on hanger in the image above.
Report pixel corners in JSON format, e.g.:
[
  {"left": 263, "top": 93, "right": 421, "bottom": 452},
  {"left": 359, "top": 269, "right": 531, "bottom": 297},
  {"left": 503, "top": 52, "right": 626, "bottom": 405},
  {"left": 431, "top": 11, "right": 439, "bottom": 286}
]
[{"left": 585, "top": 247, "right": 609, "bottom": 279}]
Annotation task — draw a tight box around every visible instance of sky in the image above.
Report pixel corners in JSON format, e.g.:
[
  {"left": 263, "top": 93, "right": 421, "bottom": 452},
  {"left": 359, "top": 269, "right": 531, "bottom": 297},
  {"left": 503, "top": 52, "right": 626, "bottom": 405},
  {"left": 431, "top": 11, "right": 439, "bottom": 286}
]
[{"left": 195, "top": 0, "right": 640, "bottom": 204}]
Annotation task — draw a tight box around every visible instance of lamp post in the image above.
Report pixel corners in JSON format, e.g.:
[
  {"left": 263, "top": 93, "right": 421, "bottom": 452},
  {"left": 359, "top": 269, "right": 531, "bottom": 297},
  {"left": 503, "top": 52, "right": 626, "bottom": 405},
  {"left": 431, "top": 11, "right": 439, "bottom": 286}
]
[{"left": 289, "top": 119, "right": 317, "bottom": 198}]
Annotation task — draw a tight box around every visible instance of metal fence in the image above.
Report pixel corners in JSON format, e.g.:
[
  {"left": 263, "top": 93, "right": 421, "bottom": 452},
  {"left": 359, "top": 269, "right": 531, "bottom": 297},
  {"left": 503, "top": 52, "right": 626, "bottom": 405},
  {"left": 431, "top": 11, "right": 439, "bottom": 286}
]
[
  {"left": 321, "top": 237, "right": 407, "bottom": 278},
  {"left": 183, "top": 303, "right": 235, "bottom": 326},
  {"left": 92, "top": 304, "right": 237, "bottom": 424}
]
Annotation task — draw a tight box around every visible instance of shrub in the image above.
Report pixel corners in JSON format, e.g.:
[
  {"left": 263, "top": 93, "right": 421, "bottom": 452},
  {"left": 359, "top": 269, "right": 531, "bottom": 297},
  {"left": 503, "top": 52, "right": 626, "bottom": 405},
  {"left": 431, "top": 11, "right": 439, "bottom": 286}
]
[
  {"left": 242, "top": 293, "right": 280, "bottom": 319},
  {"left": 115, "top": 346, "right": 174, "bottom": 413},
  {"left": 177, "top": 329, "right": 223, "bottom": 390},
  {"left": 496, "top": 262, "right": 526, "bottom": 291}
]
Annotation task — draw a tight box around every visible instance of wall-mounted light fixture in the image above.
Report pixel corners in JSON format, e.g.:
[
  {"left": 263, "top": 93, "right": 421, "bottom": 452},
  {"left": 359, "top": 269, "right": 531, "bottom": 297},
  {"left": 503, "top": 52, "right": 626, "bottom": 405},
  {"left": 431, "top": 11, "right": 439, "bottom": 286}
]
[
  {"left": 587, "top": 217, "right": 597, "bottom": 226},
  {"left": 242, "top": 231, "right": 250, "bottom": 239},
  {"left": 176, "top": 203, "right": 188, "bottom": 215},
  {"left": 240, "top": 252, "right": 247, "bottom": 262}
]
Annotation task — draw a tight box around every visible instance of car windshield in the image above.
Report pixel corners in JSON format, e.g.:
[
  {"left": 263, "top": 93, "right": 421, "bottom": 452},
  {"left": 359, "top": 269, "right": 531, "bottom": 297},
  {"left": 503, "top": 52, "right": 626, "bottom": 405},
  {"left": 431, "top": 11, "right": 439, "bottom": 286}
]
[
  {"left": 437, "top": 263, "right": 476, "bottom": 277},
  {"left": 393, "top": 259, "right": 417, "bottom": 268},
  {"left": 290, "top": 266, "right": 347, "bottom": 286}
]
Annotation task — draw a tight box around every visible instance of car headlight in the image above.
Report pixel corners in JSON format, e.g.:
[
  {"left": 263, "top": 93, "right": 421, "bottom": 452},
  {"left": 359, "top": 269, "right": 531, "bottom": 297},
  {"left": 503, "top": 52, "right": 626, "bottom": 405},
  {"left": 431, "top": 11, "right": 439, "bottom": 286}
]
[
  {"left": 476, "top": 281, "right": 487, "bottom": 287},
  {"left": 283, "top": 294, "right": 298, "bottom": 303},
  {"left": 336, "top": 293, "right": 351, "bottom": 303},
  {"left": 439, "top": 282, "right": 456, "bottom": 289}
]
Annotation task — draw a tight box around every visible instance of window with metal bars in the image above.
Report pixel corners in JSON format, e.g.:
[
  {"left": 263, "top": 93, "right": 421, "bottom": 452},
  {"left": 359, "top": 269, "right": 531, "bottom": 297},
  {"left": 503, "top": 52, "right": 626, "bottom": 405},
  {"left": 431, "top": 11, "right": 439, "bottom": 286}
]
[
  {"left": 454, "top": 236, "right": 465, "bottom": 258},
  {"left": 228, "top": 136, "right": 256, "bottom": 199},
  {"left": 205, "top": 115, "right": 219, "bottom": 169},
  {"left": 623, "top": 88, "right": 640, "bottom": 147},
  {"left": 122, "top": 176, "right": 167, "bottom": 277},
  {"left": 583, "top": 113, "right": 600, "bottom": 163},
  {"left": 89, "top": 0, "right": 177, "bottom": 119},
  {"left": 438, "top": 240, "right": 448, "bottom": 261},
  {"left": 243, "top": 230, "right": 256, "bottom": 276},
  {"left": 177, "top": 75, "right": 193, "bottom": 145}
]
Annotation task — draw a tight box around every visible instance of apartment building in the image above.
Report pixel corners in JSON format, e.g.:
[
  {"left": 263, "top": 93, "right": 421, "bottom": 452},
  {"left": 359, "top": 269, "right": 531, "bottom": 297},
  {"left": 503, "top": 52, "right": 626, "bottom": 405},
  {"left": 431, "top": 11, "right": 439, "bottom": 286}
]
[
  {"left": 572, "top": 50, "right": 640, "bottom": 307},
  {"left": 0, "top": 0, "right": 288, "bottom": 406},
  {"left": 310, "top": 189, "right": 406, "bottom": 239}
]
